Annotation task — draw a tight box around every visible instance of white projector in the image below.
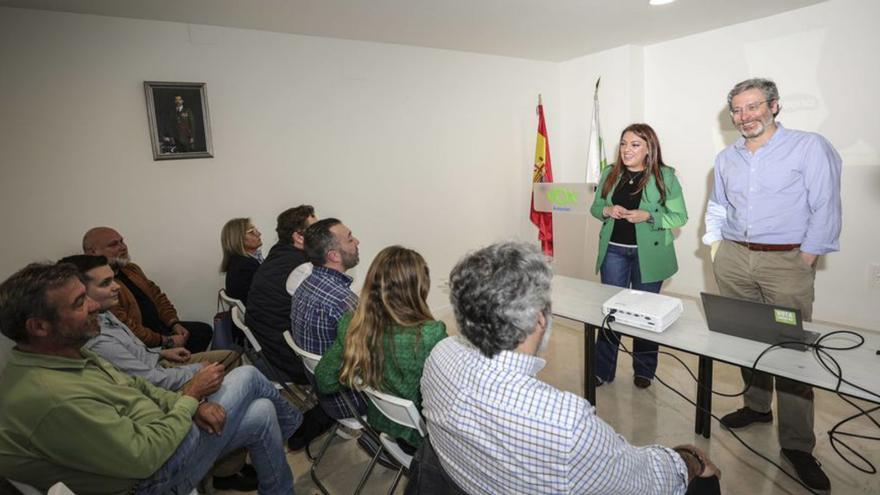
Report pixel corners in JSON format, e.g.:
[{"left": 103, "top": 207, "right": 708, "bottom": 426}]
[{"left": 601, "top": 289, "right": 683, "bottom": 333}]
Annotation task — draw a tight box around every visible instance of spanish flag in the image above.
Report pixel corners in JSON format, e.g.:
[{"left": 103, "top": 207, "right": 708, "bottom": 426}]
[{"left": 530, "top": 97, "right": 554, "bottom": 256}]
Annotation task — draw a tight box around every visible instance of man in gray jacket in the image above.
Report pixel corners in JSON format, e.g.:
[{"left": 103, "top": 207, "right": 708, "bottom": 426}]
[{"left": 59, "top": 255, "right": 239, "bottom": 391}]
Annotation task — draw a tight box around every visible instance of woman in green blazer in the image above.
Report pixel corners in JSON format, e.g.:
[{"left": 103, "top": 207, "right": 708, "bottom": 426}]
[{"left": 589, "top": 123, "right": 687, "bottom": 388}]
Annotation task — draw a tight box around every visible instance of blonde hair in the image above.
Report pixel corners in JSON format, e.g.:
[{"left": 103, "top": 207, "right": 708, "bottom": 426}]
[
  {"left": 338, "top": 246, "right": 434, "bottom": 389},
  {"left": 220, "top": 218, "right": 251, "bottom": 272}
]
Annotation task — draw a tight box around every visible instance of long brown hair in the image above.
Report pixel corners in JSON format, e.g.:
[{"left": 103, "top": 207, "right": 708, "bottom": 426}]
[
  {"left": 338, "top": 246, "right": 434, "bottom": 389},
  {"left": 600, "top": 123, "right": 669, "bottom": 204}
]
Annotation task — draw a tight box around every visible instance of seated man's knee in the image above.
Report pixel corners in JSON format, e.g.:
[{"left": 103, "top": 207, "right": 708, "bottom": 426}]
[
  {"left": 226, "top": 364, "right": 262, "bottom": 385},
  {"left": 244, "top": 398, "right": 278, "bottom": 430}
]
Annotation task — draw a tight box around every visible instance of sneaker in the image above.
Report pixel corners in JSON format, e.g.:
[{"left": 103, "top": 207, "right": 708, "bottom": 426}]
[
  {"left": 720, "top": 407, "right": 773, "bottom": 429},
  {"left": 633, "top": 376, "right": 652, "bottom": 389},
  {"left": 781, "top": 448, "right": 831, "bottom": 492},
  {"left": 212, "top": 464, "right": 259, "bottom": 491}
]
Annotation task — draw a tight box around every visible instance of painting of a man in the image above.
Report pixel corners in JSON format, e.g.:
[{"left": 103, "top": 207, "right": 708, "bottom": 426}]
[
  {"left": 171, "top": 95, "right": 196, "bottom": 152},
  {"left": 145, "top": 82, "right": 213, "bottom": 160}
]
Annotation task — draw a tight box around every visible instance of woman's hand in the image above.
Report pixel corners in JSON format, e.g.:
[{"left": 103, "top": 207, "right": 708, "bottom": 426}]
[
  {"left": 623, "top": 209, "right": 651, "bottom": 223},
  {"left": 603, "top": 205, "right": 629, "bottom": 219}
]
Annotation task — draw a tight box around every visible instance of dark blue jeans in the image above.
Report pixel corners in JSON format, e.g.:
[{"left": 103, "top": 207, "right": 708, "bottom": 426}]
[{"left": 597, "top": 244, "right": 663, "bottom": 383}]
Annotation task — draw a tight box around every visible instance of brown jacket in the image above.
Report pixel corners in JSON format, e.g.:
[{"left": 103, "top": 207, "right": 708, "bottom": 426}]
[{"left": 110, "top": 263, "right": 180, "bottom": 347}]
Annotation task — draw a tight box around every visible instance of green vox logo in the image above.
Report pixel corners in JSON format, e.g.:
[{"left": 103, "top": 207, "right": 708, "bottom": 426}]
[
  {"left": 773, "top": 309, "right": 797, "bottom": 326},
  {"left": 546, "top": 187, "right": 578, "bottom": 206}
]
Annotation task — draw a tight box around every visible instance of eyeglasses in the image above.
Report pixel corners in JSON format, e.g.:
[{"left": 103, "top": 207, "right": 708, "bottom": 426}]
[
  {"left": 729, "top": 100, "right": 770, "bottom": 117},
  {"left": 246, "top": 228, "right": 260, "bottom": 236}
]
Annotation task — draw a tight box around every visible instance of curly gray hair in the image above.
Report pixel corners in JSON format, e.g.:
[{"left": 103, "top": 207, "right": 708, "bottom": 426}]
[
  {"left": 727, "top": 78, "right": 780, "bottom": 117},
  {"left": 449, "top": 241, "right": 552, "bottom": 357}
]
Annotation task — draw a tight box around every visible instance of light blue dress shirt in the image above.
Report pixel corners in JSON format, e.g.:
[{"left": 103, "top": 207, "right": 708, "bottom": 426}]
[{"left": 704, "top": 123, "right": 842, "bottom": 255}]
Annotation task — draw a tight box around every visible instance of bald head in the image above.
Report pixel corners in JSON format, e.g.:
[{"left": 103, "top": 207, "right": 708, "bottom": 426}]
[{"left": 82, "top": 227, "right": 130, "bottom": 268}]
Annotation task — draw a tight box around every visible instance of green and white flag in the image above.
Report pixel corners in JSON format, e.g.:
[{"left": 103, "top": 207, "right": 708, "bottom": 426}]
[{"left": 586, "top": 78, "right": 608, "bottom": 184}]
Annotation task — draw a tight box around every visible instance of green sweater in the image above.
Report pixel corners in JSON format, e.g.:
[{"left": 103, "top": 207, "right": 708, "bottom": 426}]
[
  {"left": 0, "top": 348, "right": 198, "bottom": 494},
  {"left": 314, "top": 314, "right": 447, "bottom": 448}
]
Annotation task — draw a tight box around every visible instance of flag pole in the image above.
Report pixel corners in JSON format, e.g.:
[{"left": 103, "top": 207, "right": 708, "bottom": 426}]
[{"left": 593, "top": 78, "right": 600, "bottom": 192}]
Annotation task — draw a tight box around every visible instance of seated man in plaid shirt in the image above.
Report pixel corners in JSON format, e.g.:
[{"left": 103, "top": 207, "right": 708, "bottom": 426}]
[
  {"left": 291, "top": 217, "right": 367, "bottom": 419},
  {"left": 421, "top": 242, "right": 721, "bottom": 495}
]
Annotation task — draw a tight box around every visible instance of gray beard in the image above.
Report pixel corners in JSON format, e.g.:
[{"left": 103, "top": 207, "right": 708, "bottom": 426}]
[{"left": 111, "top": 256, "right": 130, "bottom": 269}]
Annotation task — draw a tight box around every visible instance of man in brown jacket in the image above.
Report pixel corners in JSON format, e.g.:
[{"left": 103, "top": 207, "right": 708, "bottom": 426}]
[{"left": 83, "top": 227, "right": 213, "bottom": 352}]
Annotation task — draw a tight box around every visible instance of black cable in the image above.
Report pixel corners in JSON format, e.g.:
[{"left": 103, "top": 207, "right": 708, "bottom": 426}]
[{"left": 597, "top": 313, "right": 880, "bottom": 494}]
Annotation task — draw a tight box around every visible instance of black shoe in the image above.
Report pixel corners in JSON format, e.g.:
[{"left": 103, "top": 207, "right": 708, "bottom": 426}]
[
  {"left": 288, "top": 405, "right": 335, "bottom": 451},
  {"left": 633, "top": 376, "right": 652, "bottom": 389},
  {"left": 720, "top": 407, "right": 773, "bottom": 429},
  {"left": 781, "top": 448, "right": 831, "bottom": 492},
  {"left": 213, "top": 464, "right": 259, "bottom": 491}
]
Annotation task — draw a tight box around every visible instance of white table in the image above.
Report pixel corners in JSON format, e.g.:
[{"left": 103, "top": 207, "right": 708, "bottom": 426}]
[{"left": 552, "top": 275, "right": 880, "bottom": 438}]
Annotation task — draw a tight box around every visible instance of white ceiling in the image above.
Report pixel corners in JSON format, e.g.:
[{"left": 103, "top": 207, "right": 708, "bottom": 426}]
[{"left": 0, "top": 0, "right": 827, "bottom": 61}]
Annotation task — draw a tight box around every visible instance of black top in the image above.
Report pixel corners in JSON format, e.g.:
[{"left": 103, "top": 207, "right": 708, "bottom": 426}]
[
  {"left": 225, "top": 254, "right": 260, "bottom": 305},
  {"left": 245, "top": 242, "right": 310, "bottom": 383},
  {"left": 609, "top": 171, "right": 645, "bottom": 246},
  {"left": 116, "top": 269, "right": 170, "bottom": 335}
]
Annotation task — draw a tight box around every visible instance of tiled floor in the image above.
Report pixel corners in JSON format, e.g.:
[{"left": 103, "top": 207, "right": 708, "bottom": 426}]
[{"left": 218, "top": 314, "right": 880, "bottom": 495}]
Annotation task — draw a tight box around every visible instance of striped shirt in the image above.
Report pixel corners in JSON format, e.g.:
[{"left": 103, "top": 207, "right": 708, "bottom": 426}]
[
  {"left": 421, "top": 336, "right": 688, "bottom": 495},
  {"left": 291, "top": 265, "right": 365, "bottom": 418}
]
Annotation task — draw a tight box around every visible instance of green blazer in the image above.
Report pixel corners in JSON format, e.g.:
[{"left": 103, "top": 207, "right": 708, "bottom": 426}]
[{"left": 589, "top": 165, "right": 688, "bottom": 283}]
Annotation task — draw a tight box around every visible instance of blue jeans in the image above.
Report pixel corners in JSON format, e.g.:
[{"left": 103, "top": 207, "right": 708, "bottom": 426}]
[
  {"left": 136, "top": 365, "right": 303, "bottom": 495},
  {"left": 596, "top": 244, "right": 663, "bottom": 382}
]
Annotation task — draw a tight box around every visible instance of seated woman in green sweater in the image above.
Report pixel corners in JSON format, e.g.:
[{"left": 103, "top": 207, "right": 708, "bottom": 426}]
[{"left": 314, "top": 245, "right": 447, "bottom": 453}]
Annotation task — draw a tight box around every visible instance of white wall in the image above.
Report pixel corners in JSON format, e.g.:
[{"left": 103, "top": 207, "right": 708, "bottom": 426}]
[
  {"left": 0, "top": 7, "right": 560, "bottom": 368},
  {"left": 644, "top": 0, "right": 880, "bottom": 329}
]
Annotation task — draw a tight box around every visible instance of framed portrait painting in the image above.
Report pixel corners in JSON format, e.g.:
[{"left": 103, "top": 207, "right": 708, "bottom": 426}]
[{"left": 144, "top": 81, "right": 213, "bottom": 160}]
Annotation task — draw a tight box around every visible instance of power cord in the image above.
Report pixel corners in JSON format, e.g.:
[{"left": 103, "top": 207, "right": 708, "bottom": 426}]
[{"left": 598, "top": 312, "right": 879, "bottom": 494}]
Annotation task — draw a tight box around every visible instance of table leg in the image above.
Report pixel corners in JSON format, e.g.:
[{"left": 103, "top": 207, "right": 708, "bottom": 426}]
[
  {"left": 585, "top": 323, "right": 597, "bottom": 405},
  {"left": 695, "top": 355, "right": 713, "bottom": 438}
]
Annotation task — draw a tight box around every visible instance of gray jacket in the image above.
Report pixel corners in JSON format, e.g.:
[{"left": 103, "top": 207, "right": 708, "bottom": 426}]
[{"left": 84, "top": 312, "right": 200, "bottom": 390}]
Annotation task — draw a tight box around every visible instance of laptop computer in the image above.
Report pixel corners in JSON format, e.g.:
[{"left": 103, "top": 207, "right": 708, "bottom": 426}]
[{"left": 700, "top": 292, "right": 820, "bottom": 352}]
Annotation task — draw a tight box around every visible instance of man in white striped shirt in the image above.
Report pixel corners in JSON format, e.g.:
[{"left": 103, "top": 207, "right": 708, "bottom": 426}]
[{"left": 421, "top": 242, "right": 719, "bottom": 494}]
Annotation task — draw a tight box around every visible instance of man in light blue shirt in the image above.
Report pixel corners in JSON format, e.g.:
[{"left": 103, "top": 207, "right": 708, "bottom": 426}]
[{"left": 704, "top": 78, "right": 841, "bottom": 492}]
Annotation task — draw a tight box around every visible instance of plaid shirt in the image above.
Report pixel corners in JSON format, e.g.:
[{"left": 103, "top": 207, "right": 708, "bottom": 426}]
[
  {"left": 291, "top": 265, "right": 365, "bottom": 418},
  {"left": 421, "top": 336, "right": 689, "bottom": 495}
]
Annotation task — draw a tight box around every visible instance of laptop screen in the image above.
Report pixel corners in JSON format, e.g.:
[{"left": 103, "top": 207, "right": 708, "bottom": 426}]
[{"left": 700, "top": 292, "right": 818, "bottom": 350}]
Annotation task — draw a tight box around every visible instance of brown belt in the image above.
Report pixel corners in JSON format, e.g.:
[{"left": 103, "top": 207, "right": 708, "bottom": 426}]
[{"left": 733, "top": 240, "right": 800, "bottom": 252}]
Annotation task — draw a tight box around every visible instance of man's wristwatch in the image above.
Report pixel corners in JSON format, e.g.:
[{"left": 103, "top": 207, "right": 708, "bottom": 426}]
[{"left": 161, "top": 336, "right": 174, "bottom": 349}]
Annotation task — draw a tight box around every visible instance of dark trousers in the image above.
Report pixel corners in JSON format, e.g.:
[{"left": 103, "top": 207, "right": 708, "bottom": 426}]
[
  {"left": 596, "top": 244, "right": 663, "bottom": 382},
  {"left": 177, "top": 320, "right": 213, "bottom": 353}
]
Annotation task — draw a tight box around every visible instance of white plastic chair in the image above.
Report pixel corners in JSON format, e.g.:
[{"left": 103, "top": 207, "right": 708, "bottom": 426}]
[
  {"left": 285, "top": 262, "right": 313, "bottom": 296},
  {"left": 360, "top": 386, "right": 427, "bottom": 493},
  {"left": 283, "top": 330, "right": 381, "bottom": 495},
  {"left": 230, "top": 306, "right": 312, "bottom": 405},
  {"left": 7, "top": 480, "right": 79, "bottom": 495},
  {"left": 218, "top": 288, "right": 246, "bottom": 315}
]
